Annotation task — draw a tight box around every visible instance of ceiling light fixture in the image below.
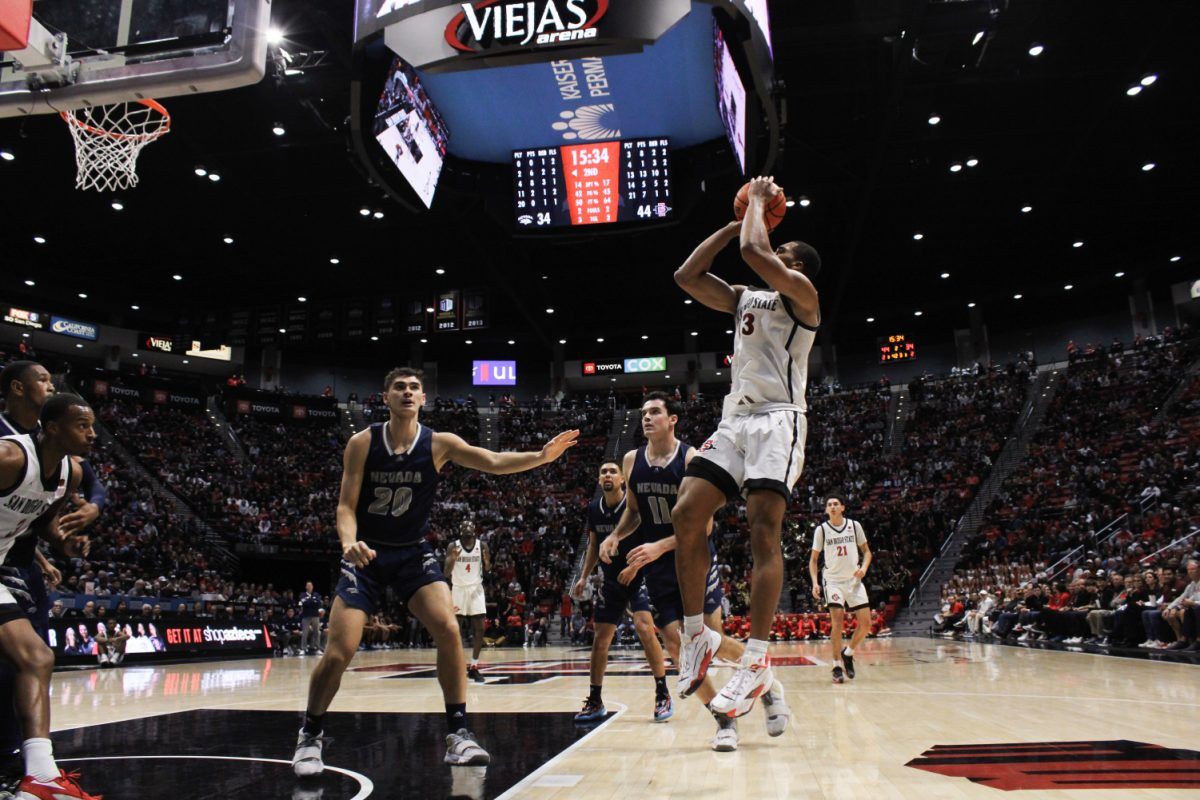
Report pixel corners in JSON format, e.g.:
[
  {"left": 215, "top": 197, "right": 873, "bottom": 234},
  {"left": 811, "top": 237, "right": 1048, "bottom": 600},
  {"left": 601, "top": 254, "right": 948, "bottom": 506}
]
[
  {"left": 425, "top": 306, "right": 434, "bottom": 313},
  {"left": 1021, "top": 205, "right": 1033, "bottom": 213},
  {"left": 967, "top": 302, "right": 976, "bottom": 308},
  {"left": 940, "top": 272, "right": 950, "bottom": 279},
  {"left": 272, "top": 124, "right": 285, "bottom": 136},
  {"left": 1170, "top": 256, "right": 1181, "bottom": 263},
  {"left": 684, "top": 299, "right": 693, "bottom": 305},
  {"left": 172, "top": 274, "right": 182, "bottom": 281},
  {"left": 223, "top": 236, "right": 234, "bottom": 244},
  {"left": 297, "top": 296, "right": 307, "bottom": 302},
  {"left": 927, "top": 114, "right": 941, "bottom": 126},
  {"left": 1073, "top": 241, "right": 1084, "bottom": 248},
  {"left": 950, "top": 163, "right": 963, "bottom": 173},
  {"left": 0, "top": 150, "right": 14, "bottom": 161},
  {"left": 507, "top": 339, "right": 515, "bottom": 345},
  {"left": 330, "top": 258, "right": 339, "bottom": 265},
  {"left": 435, "top": 268, "right": 445, "bottom": 275},
  {"left": 23, "top": 279, "right": 34, "bottom": 286},
  {"left": 194, "top": 167, "right": 206, "bottom": 176},
  {"left": 1141, "top": 162, "right": 1156, "bottom": 172},
  {"left": 266, "top": 27, "right": 285, "bottom": 45},
  {"left": 1064, "top": 284, "right": 1074, "bottom": 291},
  {"left": 1028, "top": 43, "right": 1045, "bottom": 57},
  {"left": 111, "top": 200, "right": 124, "bottom": 211},
  {"left": 559, "top": 339, "right": 567, "bottom": 344},
  {"left": 278, "top": 328, "right": 286, "bottom": 334},
  {"left": 966, "top": 158, "right": 979, "bottom": 168},
  {"left": 1115, "top": 271, "right": 1125, "bottom": 277},
  {"left": 420, "top": 338, "right": 428, "bottom": 343},
  {"left": 690, "top": 331, "right": 699, "bottom": 336},
  {"left": 596, "top": 337, "right": 605, "bottom": 343},
  {"left": 545, "top": 308, "right": 555, "bottom": 314},
  {"left": 33, "top": 236, "right": 45, "bottom": 244},
  {"left": 370, "top": 336, "right": 379, "bottom": 342},
  {"left": 785, "top": 199, "right": 795, "bottom": 208},
  {"left": 77, "top": 293, "right": 87, "bottom": 299},
  {"left": 131, "top": 304, "right": 140, "bottom": 310},
  {"left": 1013, "top": 293, "right": 1023, "bottom": 299},
  {"left": 866, "top": 317, "right": 875, "bottom": 323},
  {"left": 373, "top": 211, "right": 384, "bottom": 219},
  {"left": 1126, "top": 85, "right": 1143, "bottom": 97},
  {"left": 465, "top": 339, "right": 473, "bottom": 345},
  {"left": 1141, "top": 73, "right": 1158, "bottom": 86},
  {"left": 798, "top": 196, "right": 811, "bottom": 207},
  {"left": 208, "top": 173, "right": 221, "bottom": 182},
  {"left": 913, "top": 232, "right": 924, "bottom": 241},
  {"left": 972, "top": 31, "right": 985, "bottom": 46},
  {"left": 914, "top": 310, "right": 923, "bottom": 316},
  {"left": 641, "top": 335, "right": 649, "bottom": 340},
  {"left": 359, "top": 207, "right": 370, "bottom": 216}
]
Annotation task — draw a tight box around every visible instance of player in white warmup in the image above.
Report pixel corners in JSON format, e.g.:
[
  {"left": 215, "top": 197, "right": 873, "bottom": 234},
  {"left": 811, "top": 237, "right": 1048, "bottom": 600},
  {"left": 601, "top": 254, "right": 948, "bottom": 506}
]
[
  {"left": 445, "top": 520, "right": 490, "bottom": 682},
  {"left": 809, "top": 494, "right": 872, "bottom": 683},
  {"left": 671, "top": 176, "right": 823, "bottom": 711}
]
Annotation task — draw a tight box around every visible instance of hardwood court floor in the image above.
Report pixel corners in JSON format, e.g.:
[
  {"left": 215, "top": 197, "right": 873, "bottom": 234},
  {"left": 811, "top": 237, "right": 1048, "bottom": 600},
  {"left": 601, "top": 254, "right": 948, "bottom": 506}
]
[{"left": 45, "top": 637, "right": 1200, "bottom": 799}]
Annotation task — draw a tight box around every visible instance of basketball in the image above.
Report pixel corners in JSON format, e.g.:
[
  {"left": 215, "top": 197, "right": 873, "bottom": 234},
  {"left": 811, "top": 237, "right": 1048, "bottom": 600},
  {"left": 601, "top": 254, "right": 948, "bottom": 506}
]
[{"left": 734, "top": 181, "right": 788, "bottom": 231}]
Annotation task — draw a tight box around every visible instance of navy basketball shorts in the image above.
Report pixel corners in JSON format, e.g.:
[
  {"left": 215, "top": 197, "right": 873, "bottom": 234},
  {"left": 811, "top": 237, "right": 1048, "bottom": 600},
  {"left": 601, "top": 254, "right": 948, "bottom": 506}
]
[
  {"left": 644, "top": 560, "right": 723, "bottom": 629},
  {"left": 335, "top": 540, "right": 448, "bottom": 616},
  {"left": 592, "top": 575, "right": 653, "bottom": 626}
]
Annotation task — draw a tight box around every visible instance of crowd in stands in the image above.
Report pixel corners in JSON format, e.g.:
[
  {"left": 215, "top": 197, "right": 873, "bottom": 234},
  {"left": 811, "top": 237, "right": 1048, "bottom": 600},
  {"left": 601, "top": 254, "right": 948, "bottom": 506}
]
[{"left": 937, "top": 329, "right": 1200, "bottom": 651}]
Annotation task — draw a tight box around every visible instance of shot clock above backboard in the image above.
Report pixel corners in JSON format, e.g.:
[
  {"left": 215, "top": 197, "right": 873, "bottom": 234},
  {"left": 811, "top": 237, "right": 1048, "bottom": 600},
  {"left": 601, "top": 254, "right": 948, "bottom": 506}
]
[{"left": 513, "top": 137, "right": 672, "bottom": 228}]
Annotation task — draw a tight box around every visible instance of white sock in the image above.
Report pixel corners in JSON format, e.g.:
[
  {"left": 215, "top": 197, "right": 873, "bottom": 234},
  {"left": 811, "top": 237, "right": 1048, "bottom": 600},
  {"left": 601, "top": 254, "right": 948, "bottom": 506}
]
[
  {"left": 23, "top": 738, "right": 57, "bottom": 782},
  {"left": 683, "top": 614, "right": 704, "bottom": 638},
  {"left": 844, "top": 646, "right": 855, "bottom": 656},
  {"left": 470, "top": 658, "right": 478, "bottom": 667},
  {"left": 744, "top": 638, "right": 768, "bottom": 664}
]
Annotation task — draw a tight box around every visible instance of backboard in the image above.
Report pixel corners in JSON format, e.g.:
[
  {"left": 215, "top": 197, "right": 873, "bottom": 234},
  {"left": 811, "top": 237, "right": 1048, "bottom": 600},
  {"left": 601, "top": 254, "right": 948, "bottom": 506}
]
[{"left": 0, "top": 0, "right": 271, "bottom": 118}]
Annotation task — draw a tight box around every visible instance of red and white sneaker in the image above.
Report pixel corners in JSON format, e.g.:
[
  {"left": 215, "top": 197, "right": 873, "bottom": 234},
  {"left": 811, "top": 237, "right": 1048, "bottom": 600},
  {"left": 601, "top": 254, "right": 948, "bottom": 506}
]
[
  {"left": 677, "top": 625, "right": 721, "bottom": 699},
  {"left": 709, "top": 654, "right": 773, "bottom": 717},
  {"left": 17, "top": 770, "right": 102, "bottom": 800}
]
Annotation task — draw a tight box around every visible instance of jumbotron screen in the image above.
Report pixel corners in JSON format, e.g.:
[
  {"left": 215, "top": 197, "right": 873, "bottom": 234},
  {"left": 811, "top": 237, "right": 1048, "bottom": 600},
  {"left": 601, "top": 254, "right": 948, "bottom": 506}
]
[
  {"left": 373, "top": 56, "right": 451, "bottom": 209},
  {"left": 513, "top": 138, "right": 673, "bottom": 228}
]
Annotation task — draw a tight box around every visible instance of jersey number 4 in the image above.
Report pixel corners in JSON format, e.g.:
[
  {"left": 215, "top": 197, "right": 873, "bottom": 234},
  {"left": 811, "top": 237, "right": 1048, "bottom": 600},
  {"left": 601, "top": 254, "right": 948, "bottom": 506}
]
[{"left": 368, "top": 486, "right": 413, "bottom": 517}]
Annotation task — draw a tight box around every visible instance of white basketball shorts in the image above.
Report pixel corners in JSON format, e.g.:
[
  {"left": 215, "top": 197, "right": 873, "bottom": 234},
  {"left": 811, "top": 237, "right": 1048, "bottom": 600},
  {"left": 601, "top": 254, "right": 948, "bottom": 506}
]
[
  {"left": 688, "top": 409, "right": 807, "bottom": 502},
  {"left": 451, "top": 583, "right": 486, "bottom": 617},
  {"left": 824, "top": 577, "right": 870, "bottom": 612}
]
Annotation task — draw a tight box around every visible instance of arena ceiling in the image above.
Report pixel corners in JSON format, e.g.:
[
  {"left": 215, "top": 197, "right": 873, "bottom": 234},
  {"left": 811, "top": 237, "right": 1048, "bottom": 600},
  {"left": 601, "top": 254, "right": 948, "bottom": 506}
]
[{"left": 1, "top": 0, "right": 1196, "bottom": 370}]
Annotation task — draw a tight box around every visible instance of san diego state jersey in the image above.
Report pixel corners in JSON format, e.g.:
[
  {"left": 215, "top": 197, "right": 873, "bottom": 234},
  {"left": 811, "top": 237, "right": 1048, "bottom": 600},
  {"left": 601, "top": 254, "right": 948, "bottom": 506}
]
[
  {"left": 726, "top": 288, "right": 819, "bottom": 417},
  {"left": 355, "top": 423, "right": 439, "bottom": 547},
  {"left": 0, "top": 435, "right": 69, "bottom": 564}
]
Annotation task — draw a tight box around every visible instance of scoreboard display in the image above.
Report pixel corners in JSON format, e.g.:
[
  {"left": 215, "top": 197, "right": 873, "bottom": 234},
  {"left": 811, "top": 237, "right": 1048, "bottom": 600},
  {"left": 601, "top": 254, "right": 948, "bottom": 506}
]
[
  {"left": 879, "top": 333, "right": 917, "bottom": 363},
  {"left": 513, "top": 138, "right": 673, "bottom": 228}
]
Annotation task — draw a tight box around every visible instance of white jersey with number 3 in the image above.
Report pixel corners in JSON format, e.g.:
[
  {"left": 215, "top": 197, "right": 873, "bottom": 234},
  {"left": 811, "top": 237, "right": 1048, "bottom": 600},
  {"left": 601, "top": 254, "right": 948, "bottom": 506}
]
[
  {"left": 725, "top": 288, "right": 818, "bottom": 418},
  {"left": 812, "top": 519, "right": 867, "bottom": 582},
  {"left": 451, "top": 539, "right": 483, "bottom": 587}
]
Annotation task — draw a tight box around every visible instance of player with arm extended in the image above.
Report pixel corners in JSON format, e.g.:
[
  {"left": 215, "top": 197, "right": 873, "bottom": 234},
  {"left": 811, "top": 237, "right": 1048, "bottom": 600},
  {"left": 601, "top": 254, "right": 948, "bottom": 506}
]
[
  {"left": 571, "top": 461, "right": 671, "bottom": 725},
  {"left": 671, "top": 176, "right": 822, "bottom": 716},
  {"left": 809, "top": 494, "right": 873, "bottom": 683},
  {"left": 0, "top": 393, "right": 100, "bottom": 800},
  {"left": 445, "top": 519, "right": 491, "bottom": 682},
  {"left": 293, "top": 367, "right": 578, "bottom": 777}
]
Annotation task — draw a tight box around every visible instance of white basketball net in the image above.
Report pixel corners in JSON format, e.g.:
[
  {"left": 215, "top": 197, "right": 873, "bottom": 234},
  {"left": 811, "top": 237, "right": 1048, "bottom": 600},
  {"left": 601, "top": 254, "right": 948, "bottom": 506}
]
[{"left": 61, "top": 100, "right": 171, "bottom": 192}]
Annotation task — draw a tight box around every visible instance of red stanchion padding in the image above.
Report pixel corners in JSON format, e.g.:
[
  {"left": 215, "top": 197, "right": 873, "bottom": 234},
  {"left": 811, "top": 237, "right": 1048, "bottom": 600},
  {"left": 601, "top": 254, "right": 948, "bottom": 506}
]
[{"left": 0, "top": 1, "right": 32, "bottom": 51}]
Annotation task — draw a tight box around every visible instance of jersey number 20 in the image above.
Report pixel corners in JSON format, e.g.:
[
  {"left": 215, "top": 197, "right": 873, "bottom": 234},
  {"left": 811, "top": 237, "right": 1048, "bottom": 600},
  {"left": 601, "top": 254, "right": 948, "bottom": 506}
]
[{"left": 368, "top": 486, "right": 413, "bottom": 517}]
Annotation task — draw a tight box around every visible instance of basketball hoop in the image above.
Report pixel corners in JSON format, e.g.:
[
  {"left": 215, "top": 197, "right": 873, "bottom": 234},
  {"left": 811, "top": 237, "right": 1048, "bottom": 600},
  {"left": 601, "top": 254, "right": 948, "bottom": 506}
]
[{"left": 61, "top": 99, "right": 171, "bottom": 192}]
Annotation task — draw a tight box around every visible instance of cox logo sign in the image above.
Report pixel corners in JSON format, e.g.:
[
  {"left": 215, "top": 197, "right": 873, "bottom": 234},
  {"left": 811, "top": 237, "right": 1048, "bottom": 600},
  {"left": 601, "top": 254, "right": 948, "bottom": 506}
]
[{"left": 623, "top": 356, "right": 666, "bottom": 374}]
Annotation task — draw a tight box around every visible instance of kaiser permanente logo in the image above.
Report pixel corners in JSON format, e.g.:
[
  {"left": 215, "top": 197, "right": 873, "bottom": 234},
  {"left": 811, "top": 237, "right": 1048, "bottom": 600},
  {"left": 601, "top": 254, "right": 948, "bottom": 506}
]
[{"left": 50, "top": 316, "right": 98, "bottom": 341}]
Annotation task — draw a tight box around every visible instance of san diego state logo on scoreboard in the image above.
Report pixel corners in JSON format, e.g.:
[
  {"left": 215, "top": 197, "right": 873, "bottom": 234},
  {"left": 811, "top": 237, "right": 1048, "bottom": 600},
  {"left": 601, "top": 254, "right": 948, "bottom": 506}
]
[{"left": 445, "top": 0, "right": 610, "bottom": 52}]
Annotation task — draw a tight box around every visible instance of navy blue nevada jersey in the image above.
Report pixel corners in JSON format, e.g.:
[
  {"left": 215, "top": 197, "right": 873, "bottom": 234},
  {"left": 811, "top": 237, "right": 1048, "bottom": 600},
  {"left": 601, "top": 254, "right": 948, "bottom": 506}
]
[
  {"left": 628, "top": 441, "right": 689, "bottom": 579},
  {"left": 355, "top": 422, "right": 439, "bottom": 547},
  {"left": 588, "top": 492, "right": 637, "bottom": 580}
]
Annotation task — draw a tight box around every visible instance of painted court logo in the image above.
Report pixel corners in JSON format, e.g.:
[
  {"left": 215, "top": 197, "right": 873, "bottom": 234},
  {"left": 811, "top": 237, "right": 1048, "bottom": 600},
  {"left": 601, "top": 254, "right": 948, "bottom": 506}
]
[{"left": 906, "top": 740, "right": 1200, "bottom": 791}]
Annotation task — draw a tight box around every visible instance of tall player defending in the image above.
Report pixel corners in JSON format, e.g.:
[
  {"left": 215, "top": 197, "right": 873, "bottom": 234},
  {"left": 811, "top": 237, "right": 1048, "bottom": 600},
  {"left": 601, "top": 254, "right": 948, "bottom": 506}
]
[
  {"left": 672, "top": 176, "right": 822, "bottom": 711},
  {"left": 445, "top": 519, "right": 490, "bottom": 682},
  {"left": 602, "top": 393, "right": 788, "bottom": 751},
  {"left": 571, "top": 461, "right": 672, "bottom": 724},
  {"left": 810, "top": 494, "right": 872, "bottom": 683},
  {"left": 0, "top": 393, "right": 98, "bottom": 800},
  {"left": 293, "top": 367, "right": 578, "bottom": 776}
]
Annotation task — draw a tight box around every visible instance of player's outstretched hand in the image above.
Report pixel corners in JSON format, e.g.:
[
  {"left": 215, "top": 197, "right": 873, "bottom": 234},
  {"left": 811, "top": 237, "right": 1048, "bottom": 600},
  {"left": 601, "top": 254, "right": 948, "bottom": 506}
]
[
  {"left": 540, "top": 429, "right": 580, "bottom": 463},
  {"left": 60, "top": 496, "right": 100, "bottom": 536},
  {"left": 598, "top": 534, "right": 619, "bottom": 564},
  {"left": 748, "top": 175, "right": 783, "bottom": 201},
  {"left": 626, "top": 541, "right": 666, "bottom": 571},
  {"left": 343, "top": 541, "right": 377, "bottom": 568}
]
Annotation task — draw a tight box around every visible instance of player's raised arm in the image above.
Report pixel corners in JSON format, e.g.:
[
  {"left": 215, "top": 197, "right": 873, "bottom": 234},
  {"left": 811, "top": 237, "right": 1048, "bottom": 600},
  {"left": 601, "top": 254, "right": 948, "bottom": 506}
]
[
  {"left": 338, "top": 431, "right": 375, "bottom": 568},
  {"left": 434, "top": 429, "right": 579, "bottom": 475},
  {"left": 740, "top": 176, "right": 819, "bottom": 318},
  {"left": 674, "top": 221, "right": 746, "bottom": 314},
  {"left": 809, "top": 527, "right": 823, "bottom": 600}
]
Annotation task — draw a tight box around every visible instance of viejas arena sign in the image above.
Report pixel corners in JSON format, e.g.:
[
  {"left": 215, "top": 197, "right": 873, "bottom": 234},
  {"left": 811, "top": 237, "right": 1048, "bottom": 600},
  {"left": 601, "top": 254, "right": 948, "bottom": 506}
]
[
  {"left": 359, "top": 0, "right": 691, "bottom": 73},
  {"left": 444, "top": 0, "right": 609, "bottom": 52}
]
